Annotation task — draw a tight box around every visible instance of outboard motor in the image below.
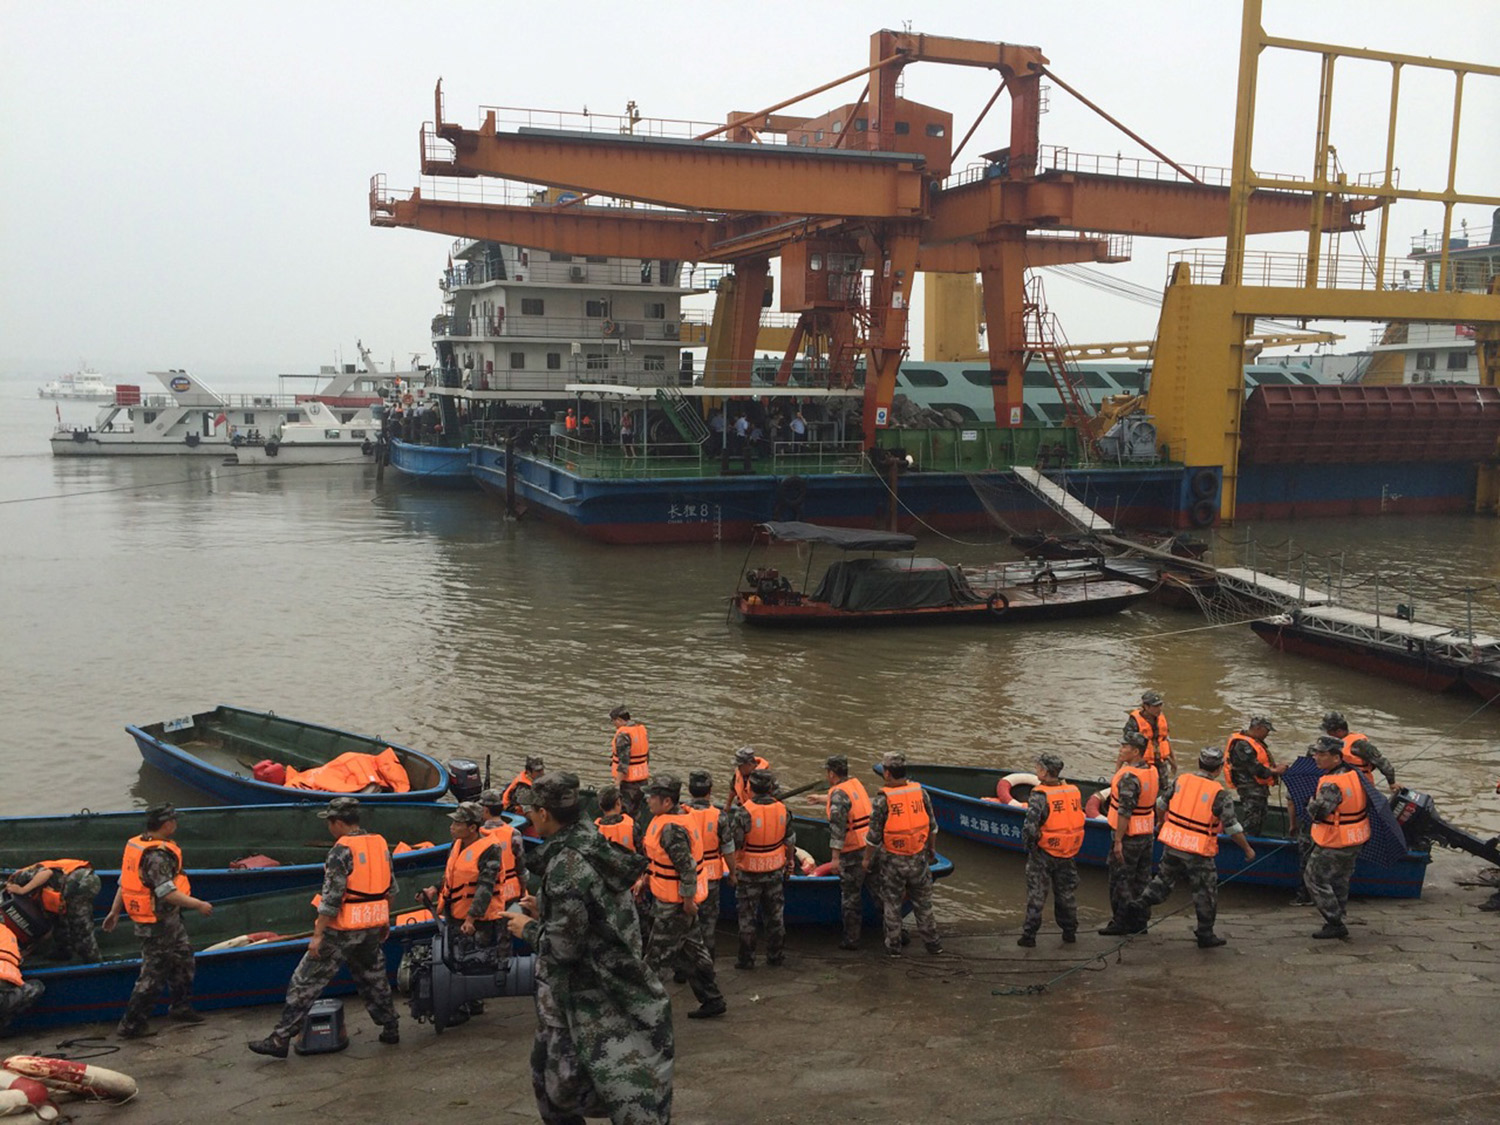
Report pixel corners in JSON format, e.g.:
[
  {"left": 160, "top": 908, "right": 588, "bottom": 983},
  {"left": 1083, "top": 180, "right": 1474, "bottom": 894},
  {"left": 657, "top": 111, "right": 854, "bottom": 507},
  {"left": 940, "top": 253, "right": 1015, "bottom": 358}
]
[
  {"left": 446, "top": 758, "right": 483, "bottom": 803},
  {"left": 1391, "top": 788, "right": 1500, "bottom": 865},
  {"left": 0, "top": 892, "right": 53, "bottom": 949},
  {"left": 406, "top": 919, "right": 537, "bottom": 1033}
]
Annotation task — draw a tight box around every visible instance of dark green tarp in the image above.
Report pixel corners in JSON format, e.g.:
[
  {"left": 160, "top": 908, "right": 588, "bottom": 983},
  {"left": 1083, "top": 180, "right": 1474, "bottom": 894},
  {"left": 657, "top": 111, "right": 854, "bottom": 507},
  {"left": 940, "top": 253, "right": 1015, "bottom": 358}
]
[{"left": 809, "top": 557, "right": 986, "bottom": 612}]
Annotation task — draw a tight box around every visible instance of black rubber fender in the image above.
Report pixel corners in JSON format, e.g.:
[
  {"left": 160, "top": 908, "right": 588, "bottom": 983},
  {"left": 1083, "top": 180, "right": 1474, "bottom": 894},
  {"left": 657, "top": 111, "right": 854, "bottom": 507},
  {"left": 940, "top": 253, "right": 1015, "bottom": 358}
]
[
  {"left": 777, "top": 475, "right": 808, "bottom": 509},
  {"left": 1190, "top": 467, "right": 1219, "bottom": 500},
  {"left": 987, "top": 592, "right": 1010, "bottom": 616},
  {"left": 1189, "top": 498, "right": 1216, "bottom": 527},
  {"left": 361, "top": 440, "right": 374, "bottom": 456},
  {"left": 264, "top": 438, "right": 280, "bottom": 458}
]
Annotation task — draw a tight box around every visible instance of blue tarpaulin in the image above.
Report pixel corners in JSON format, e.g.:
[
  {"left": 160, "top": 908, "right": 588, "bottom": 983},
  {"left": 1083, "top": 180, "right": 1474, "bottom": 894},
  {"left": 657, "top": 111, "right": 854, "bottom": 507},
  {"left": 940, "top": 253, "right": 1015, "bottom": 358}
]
[{"left": 1283, "top": 756, "right": 1413, "bottom": 867}]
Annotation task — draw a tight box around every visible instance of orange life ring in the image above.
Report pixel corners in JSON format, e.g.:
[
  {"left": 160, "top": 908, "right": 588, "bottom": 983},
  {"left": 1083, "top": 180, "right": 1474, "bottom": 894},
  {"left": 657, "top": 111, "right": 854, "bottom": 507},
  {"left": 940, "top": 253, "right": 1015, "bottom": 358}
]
[
  {"left": 994, "top": 771, "right": 1039, "bottom": 807},
  {"left": 402, "top": 393, "right": 414, "bottom": 406},
  {"left": 1084, "top": 792, "right": 1103, "bottom": 819}
]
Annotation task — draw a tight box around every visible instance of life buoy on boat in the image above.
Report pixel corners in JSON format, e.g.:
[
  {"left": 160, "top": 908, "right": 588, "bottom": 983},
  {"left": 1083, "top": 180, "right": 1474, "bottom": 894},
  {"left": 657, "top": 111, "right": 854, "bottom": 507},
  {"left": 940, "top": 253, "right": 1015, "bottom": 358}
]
[
  {"left": 1032, "top": 568, "right": 1059, "bottom": 596},
  {"left": 994, "top": 771, "right": 1040, "bottom": 806},
  {"left": 2, "top": 1056, "right": 137, "bottom": 1102},
  {"left": 402, "top": 394, "right": 414, "bottom": 407},
  {"left": 1190, "top": 467, "right": 1219, "bottom": 500},
  {"left": 986, "top": 592, "right": 1009, "bottom": 617},
  {"left": 263, "top": 438, "right": 280, "bottom": 458},
  {"left": 1, "top": 1075, "right": 54, "bottom": 1119},
  {"left": 776, "top": 475, "right": 808, "bottom": 510},
  {"left": 1189, "top": 498, "right": 1215, "bottom": 528},
  {"left": 1084, "top": 792, "right": 1104, "bottom": 819}
]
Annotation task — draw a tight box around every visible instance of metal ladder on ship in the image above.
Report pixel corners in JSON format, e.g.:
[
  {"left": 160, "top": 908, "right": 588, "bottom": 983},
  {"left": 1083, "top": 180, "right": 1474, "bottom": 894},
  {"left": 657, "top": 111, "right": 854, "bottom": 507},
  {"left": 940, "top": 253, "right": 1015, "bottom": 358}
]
[{"left": 654, "top": 386, "right": 711, "bottom": 445}]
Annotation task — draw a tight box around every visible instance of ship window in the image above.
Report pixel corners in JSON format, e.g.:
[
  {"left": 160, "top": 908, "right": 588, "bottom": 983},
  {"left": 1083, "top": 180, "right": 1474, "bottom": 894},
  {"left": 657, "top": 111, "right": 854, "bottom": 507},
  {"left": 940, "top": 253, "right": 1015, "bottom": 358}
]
[
  {"left": 928, "top": 402, "right": 979, "bottom": 421},
  {"left": 586, "top": 300, "right": 610, "bottom": 318},
  {"left": 549, "top": 252, "right": 573, "bottom": 262},
  {"left": 855, "top": 118, "right": 868, "bottom": 132},
  {"left": 645, "top": 302, "right": 666, "bottom": 319},
  {"left": 963, "top": 369, "right": 997, "bottom": 387},
  {"left": 286, "top": 411, "right": 301, "bottom": 422},
  {"left": 1447, "top": 351, "right": 1469, "bottom": 370},
  {"left": 510, "top": 352, "right": 526, "bottom": 369},
  {"left": 1077, "top": 371, "right": 1112, "bottom": 389},
  {"left": 644, "top": 355, "right": 666, "bottom": 372},
  {"left": 351, "top": 429, "right": 367, "bottom": 439},
  {"left": 899, "top": 368, "right": 948, "bottom": 387},
  {"left": 520, "top": 298, "right": 544, "bottom": 316},
  {"left": 1250, "top": 371, "right": 1294, "bottom": 385},
  {"left": 925, "top": 123, "right": 947, "bottom": 138},
  {"left": 815, "top": 130, "right": 825, "bottom": 142},
  {"left": 244, "top": 412, "right": 256, "bottom": 424},
  {"left": 894, "top": 121, "right": 910, "bottom": 135},
  {"left": 586, "top": 256, "right": 608, "bottom": 264},
  {"left": 832, "top": 121, "right": 842, "bottom": 133},
  {"left": 325, "top": 429, "right": 341, "bottom": 439},
  {"left": 1022, "top": 371, "right": 1054, "bottom": 388},
  {"left": 1036, "top": 402, "right": 1068, "bottom": 422},
  {"left": 1415, "top": 351, "right": 1437, "bottom": 370},
  {"left": 143, "top": 411, "right": 157, "bottom": 423},
  {"left": 547, "top": 352, "right": 562, "bottom": 370},
  {"left": 586, "top": 353, "right": 609, "bottom": 370},
  {"left": 810, "top": 254, "right": 823, "bottom": 270}
]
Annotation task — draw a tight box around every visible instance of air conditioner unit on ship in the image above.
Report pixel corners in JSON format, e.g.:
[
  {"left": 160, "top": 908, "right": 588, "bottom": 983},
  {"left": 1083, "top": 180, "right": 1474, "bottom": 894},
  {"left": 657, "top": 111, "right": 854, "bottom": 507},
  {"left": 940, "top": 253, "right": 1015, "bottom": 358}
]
[
  {"left": 663, "top": 322, "right": 679, "bottom": 337},
  {"left": 568, "top": 265, "right": 586, "bottom": 281}
]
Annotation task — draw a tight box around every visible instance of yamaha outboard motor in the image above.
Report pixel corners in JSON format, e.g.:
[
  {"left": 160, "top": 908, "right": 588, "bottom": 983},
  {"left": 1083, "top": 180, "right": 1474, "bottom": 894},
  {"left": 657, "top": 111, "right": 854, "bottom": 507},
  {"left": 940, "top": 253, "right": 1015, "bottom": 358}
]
[
  {"left": 446, "top": 759, "right": 483, "bottom": 803},
  {"left": 1391, "top": 788, "right": 1500, "bottom": 866},
  {"left": 0, "top": 892, "right": 53, "bottom": 949},
  {"left": 406, "top": 918, "right": 537, "bottom": 1033}
]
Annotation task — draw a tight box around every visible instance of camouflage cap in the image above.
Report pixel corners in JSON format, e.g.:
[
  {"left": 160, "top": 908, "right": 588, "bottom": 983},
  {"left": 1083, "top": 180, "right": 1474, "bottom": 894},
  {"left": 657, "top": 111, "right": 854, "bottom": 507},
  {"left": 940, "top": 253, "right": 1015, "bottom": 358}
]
[
  {"left": 1035, "top": 751, "right": 1065, "bottom": 775},
  {"left": 1197, "top": 745, "right": 1226, "bottom": 770},
  {"left": 145, "top": 803, "right": 179, "bottom": 828},
  {"left": 825, "top": 754, "right": 849, "bottom": 774},
  {"left": 1310, "top": 736, "right": 1344, "bottom": 756},
  {"left": 1320, "top": 711, "right": 1347, "bottom": 733},
  {"left": 733, "top": 746, "right": 758, "bottom": 765},
  {"left": 477, "top": 788, "right": 506, "bottom": 807},
  {"left": 1247, "top": 715, "right": 1276, "bottom": 731},
  {"left": 447, "top": 801, "right": 486, "bottom": 826},
  {"left": 881, "top": 751, "right": 906, "bottom": 770},
  {"left": 1122, "top": 730, "right": 1149, "bottom": 750},
  {"left": 524, "top": 755, "right": 546, "bottom": 772},
  {"left": 530, "top": 772, "right": 582, "bottom": 811},
  {"left": 748, "top": 768, "right": 775, "bottom": 794},
  {"left": 317, "top": 796, "right": 361, "bottom": 820},
  {"left": 687, "top": 768, "right": 712, "bottom": 787},
  {"left": 645, "top": 773, "right": 682, "bottom": 801},
  {"left": 1141, "top": 690, "right": 1165, "bottom": 706}
]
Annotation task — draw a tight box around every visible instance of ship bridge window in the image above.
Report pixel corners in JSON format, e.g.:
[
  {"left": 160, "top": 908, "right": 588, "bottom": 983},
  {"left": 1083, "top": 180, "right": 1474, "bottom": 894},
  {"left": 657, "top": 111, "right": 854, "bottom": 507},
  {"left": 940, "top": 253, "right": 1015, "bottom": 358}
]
[
  {"left": 1447, "top": 351, "right": 1469, "bottom": 370},
  {"left": 928, "top": 402, "right": 979, "bottom": 421},
  {"left": 898, "top": 368, "right": 948, "bottom": 387}
]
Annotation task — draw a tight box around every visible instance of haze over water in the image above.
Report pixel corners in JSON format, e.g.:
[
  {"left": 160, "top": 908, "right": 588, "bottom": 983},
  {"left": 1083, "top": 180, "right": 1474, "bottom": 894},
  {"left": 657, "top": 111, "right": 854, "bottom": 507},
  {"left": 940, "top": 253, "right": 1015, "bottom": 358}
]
[{"left": 5, "top": 372, "right": 1498, "bottom": 921}]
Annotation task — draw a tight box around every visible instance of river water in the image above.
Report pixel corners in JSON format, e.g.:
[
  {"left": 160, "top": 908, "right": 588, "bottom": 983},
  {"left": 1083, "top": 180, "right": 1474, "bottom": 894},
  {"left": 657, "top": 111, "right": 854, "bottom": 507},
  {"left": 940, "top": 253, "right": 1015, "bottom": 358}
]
[{"left": 4, "top": 373, "right": 1498, "bottom": 921}]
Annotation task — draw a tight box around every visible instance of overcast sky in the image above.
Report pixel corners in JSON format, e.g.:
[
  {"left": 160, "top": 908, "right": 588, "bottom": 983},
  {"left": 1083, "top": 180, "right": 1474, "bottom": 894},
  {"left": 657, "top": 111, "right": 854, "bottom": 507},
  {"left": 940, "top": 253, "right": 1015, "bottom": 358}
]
[{"left": 2, "top": 0, "right": 1496, "bottom": 380}]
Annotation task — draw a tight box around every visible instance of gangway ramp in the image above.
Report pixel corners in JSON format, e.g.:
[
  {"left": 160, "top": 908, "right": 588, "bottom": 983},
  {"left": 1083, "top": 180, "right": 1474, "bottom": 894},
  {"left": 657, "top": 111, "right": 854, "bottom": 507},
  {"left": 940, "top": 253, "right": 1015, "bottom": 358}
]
[
  {"left": 1011, "top": 467, "right": 1114, "bottom": 533},
  {"left": 1215, "top": 568, "right": 1330, "bottom": 610}
]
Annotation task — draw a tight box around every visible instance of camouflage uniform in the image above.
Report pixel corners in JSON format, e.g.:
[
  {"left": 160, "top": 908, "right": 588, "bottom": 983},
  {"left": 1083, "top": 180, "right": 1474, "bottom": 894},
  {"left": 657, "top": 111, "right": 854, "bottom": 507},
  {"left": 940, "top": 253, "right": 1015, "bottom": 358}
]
[
  {"left": 1303, "top": 769, "right": 1364, "bottom": 927},
  {"left": 12, "top": 862, "right": 102, "bottom": 961},
  {"left": 1132, "top": 777, "right": 1244, "bottom": 938},
  {"left": 119, "top": 847, "right": 196, "bottom": 1032},
  {"left": 865, "top": 786, "right": 940, "bottom": 954},
  {"left": 269, "top": 830, "right": 398, "bottom": 1040},
  {"left": 685, "top": 796, "right": 735, "bottom": 961},
  {"left": 1105, "top": 772, "right": 1154, "bottom": 926},
  {"left": 443, "top": 838, "right": 505, "bottom": 950},
  {"left": 1227, "top": 735, "right": 1277, "bottom": 836},
  {"left": 728, "top": 796, "right": 795, "bottom": 966},
  {"left": 521, "top": 820, "right": 673, "bottom": 1125},
  {"left": 1020, "top": 789, "right": 1079, "bottom": 939},
  {"left": 613, "top": 729, "right": 646, "bottom": 820},
  {"left": 1342, "top": 736, "right": 1397, "bottom": 787},
  {"left": 0, "top": 979, "right": 44, "bottom": 1034},
  {"left": 827, "top": 785, "right": 867, "bottom": 944},
  {"left": 641, "top": 816, "right": 724, "bottom": 1012}
]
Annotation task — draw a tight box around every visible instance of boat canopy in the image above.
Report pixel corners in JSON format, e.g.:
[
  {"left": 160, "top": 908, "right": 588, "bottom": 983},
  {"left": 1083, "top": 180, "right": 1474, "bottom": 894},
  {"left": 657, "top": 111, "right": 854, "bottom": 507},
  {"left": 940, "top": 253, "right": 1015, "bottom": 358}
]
[
  {"left": 756, "top": 521, "right": 917, "bottom": 552},
  {"left": 810, "top": 557, "right": 986, "bottom": 611}
]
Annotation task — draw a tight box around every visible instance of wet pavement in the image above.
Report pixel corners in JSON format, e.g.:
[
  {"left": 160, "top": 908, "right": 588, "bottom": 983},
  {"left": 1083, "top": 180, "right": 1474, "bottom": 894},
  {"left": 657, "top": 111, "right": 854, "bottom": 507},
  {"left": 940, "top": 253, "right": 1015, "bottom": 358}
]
[{"left": 27, "top": 849, "right": 1500, "bottom": 1125}]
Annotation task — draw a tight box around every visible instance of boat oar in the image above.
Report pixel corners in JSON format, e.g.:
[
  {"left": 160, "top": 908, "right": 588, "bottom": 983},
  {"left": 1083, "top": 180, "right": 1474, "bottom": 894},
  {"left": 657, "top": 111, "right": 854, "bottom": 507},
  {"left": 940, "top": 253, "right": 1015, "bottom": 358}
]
[{"left": 776, "top": 778, "right": 826, "bottom": 802}]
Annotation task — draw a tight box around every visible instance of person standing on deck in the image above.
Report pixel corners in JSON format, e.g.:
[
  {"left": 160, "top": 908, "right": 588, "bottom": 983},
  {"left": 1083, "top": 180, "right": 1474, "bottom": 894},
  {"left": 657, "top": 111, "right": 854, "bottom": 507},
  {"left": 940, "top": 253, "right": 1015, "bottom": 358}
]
[
  {"left": 619, "top": 410, "right": 637, "bottom": 460},
  {"left": 1017, "top": 753, "right": 1083, "bottom": 947},
  {"left": 863, "top": 752, "right": 942, "bottom": 958},
  {"left": 1099, "top": 731, "right": 1158, "bottom": 936},
  {"left": 103, "top": 804, "right": 212, "bottom": 1038},
  {"left": 1226, "top": 715, "right": 1287, "bottom": 836},
  {"left": 1304, "top": 739, "right": 1373, "bottom": 940},
  {"left": 1126, "top": 689, "right": 1175, "bottom": 788},
  {"left": 6, "top": 857, "right": 102, "bottom": 961},
  {"left": 824, "top": 754, "right": 872, "bottom": 950},
  {"left": 1320, "top": 712, "right": 1399, "bottom": 791},
  {"left": 1124, "top": 747, "right": 1255, "bottom": 949},
  {"left": 609, "top": 706, "right": 650, "bottom": 819},
  {"left": 684, "top": 770, "right": 734, "bottom": 963},
  {"left": 728, "top": 769, "right": 794, "bottom": 970}
]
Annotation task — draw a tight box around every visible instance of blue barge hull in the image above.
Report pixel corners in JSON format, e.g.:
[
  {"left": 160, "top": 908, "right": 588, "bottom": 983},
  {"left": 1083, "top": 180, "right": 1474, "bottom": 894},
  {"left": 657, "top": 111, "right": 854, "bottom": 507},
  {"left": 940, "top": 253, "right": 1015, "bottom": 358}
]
[{"left": 389, "top": 438, "right": 474, "bottom": 486}]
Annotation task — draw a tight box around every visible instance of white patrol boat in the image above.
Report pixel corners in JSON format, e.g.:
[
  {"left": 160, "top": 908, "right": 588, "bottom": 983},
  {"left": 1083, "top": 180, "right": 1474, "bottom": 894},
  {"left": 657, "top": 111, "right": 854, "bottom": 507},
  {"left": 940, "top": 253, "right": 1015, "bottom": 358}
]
[{"left": 38, "top": 365, "right": 117, "bottom": 401}]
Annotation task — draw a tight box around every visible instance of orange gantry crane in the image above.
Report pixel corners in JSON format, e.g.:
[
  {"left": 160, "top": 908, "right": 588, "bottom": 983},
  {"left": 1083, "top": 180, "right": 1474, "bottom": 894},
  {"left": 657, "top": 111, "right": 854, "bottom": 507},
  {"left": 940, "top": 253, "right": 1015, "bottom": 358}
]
[{"left": 372, "top": 29, "right": 1378, "bottom": 446}]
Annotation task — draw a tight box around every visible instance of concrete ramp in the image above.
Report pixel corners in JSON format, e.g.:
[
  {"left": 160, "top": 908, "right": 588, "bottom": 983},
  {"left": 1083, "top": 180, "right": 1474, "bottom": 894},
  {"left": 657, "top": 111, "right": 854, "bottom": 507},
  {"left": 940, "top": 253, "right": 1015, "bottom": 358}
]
[{"left": 1011, "top": 467, "right": 1114, "bottom": 533}]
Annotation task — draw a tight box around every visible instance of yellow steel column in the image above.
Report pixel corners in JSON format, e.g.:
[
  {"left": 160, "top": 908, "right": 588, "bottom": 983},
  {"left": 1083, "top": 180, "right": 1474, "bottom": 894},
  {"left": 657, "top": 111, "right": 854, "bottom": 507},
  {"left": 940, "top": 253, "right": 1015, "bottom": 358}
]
[{"left": 923, "top": 273, "right": 982, "bottom": 361}]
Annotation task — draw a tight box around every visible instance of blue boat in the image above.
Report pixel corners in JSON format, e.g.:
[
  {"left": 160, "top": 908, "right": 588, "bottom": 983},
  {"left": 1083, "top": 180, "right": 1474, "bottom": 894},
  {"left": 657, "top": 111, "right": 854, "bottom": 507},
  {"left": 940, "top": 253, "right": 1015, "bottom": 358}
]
[
  {"left": 12, "top": 880, "right": 442, "bottom": 1031},
  {"left": 128, "top": 705, "right": 452, "bottom": 804},
  {"left": 716, "top": 814, "right": 954, "bottom": 926},
  {"left": 388, "top": 437, "right": 474, "bottom": 485},
  {"left": 0, "top": 803, "right": 525, "bottom": 908},
  {"left": 892, "top": 763, "right": 1430, "bottom": 899}
]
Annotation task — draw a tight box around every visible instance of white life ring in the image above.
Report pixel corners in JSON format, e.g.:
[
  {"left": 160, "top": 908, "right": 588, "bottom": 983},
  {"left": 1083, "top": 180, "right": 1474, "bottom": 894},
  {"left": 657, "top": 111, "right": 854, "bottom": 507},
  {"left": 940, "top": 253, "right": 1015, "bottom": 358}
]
[
  {"left": 0, "top": 1077, "right": 57, "bottom": 1120},
  {"left": 994, "top": 771, "right": 1040, "bottom": 807},
  {"left": 402, "top": 394, "right": 414, "bottom": 407},
  {"left": 2, "top": 1057, "right": 137, "bottom": 1103}
]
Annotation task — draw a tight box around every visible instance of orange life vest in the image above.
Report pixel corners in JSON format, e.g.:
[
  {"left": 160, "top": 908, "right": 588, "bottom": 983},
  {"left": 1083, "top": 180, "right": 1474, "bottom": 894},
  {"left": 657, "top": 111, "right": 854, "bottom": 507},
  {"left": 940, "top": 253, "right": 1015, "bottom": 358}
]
[
  {"left": 565, "top": 411, "right": 577, "bottom": 432},
  {"left": 484, "top": 821, "right": 524, "bottom": 904},
  {"left": 501, "top": 770, "right": 535, "bottom": 811},
  {"left": 0, "top": 927, "right": 21, "bottom": 987},
  {"left": 611, "top": 724, "right": 650, "bottom": 784},
  {"left": 687, "top": 805, "right": 726, "bottom": 878},
  {"left": 284, "top": 748, "right": 411, "bottom": 794},
  {"left": 119, "top": 836, "right": 190, "bottom": 924},
  {"left": 312, "top": 834, "right": 392, "bottom": 930},
  {"left": 1129, "top": 709, "right": 1172, "bottom": 765},
  {"left": 1108, "top": 765, "right": 1159, "bottom": 837},
  {"left": 1339, "top": 733, "right": 1376, "bottom": 777},
  {"left": 1310, "top": 769, "right": 1372, "bottom": 849},
  {"left": 1225, "top": 733, "right": 1277, "bottom": 789},
  {"left": 826, "top": 778, "right": 872, "bottom": 852},
  {"left": 595, "top": 814, "right": 636, "bottom": 851},
  {"left": 1157, "top": 774, "right": 1223, "bottom": 857},
  {"left": 642, "top": 809, "right": 707, "bottom": 904},
  {"left": 1035, "top": 782, "right": 1085, "bottom": 858},
  {"left": 35, "top": 859, "right": 91, "bottom": 916},
  {"left": 732, "top": 757, "right": 771, "bottom": 806},
  {"left": 739, "top": 800, "right": 790, "bottom": 874},
  {"left": 880, "top": 782, "right": 930, "bottom": 857},
  {"left": 440, "top": 833, "right": 519, "bottom": 921}
]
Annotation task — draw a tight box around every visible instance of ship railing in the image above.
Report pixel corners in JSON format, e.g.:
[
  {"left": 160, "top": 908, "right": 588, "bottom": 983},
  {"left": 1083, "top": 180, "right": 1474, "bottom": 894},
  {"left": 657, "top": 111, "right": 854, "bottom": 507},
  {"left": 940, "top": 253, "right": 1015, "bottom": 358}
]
[
  {"left": 942, "top": 149, "right": 1304, "bottom": 191},
  {"left": 1169, "top": 248, "right": 1420, "bottom": 291},
  {"left": 471, "top": 105, "right": 730, "bottom": 143},
  {"left": 403, "top": 168, "right": 726, "bottom": 219},
  {"left": 769, "top": 440, "right": 866, "bottom": 473}
]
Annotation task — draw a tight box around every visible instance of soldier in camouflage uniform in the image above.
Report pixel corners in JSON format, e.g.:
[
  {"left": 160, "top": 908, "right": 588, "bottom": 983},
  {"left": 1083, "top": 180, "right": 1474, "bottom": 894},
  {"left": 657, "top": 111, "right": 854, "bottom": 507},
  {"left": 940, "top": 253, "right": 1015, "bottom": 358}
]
[
  {"left": 248, "top": 797, "right": 399, "bottom": 1056},
  {"left": 638, "top": 775, "right": 726, "bottom": 1019},
  {"left": 1290, "top": 737, "right": 1341, "bottom": 906},
  {"left": 1017, "top": 752, "right": 1081, "bottom": 947},
  {"left": 505, "top": 772, "right": 673, "bottom": 1125},
  {"left": 684, "top": 770, "right": 735, "bottom": 962},
  {"left": 1320, "top": 711, "right": 1398, "bottom": 789},
  {"left": 1099, "top": 731, "right": 1156, "bottom": 936},
  {"left": 6, "top": 859, "right": 102, "bottom": 960},
  {"left": 1303, "top": 740, "right": 1372, "bottom": 940},
  {"left": 863, "top": 752, "right": 942, "bottom": 957},
  {"left": 420, "top": 801, "right": 513, "bottom": 1023},
  {"left": 728, "top": 769, "right": 794, "bottom": 969},
  {"left": 1226, "top": 715, "right": 1286, "bottom": 836},
  {"left": 0, "top": 924, "right": 43, "bottom": 1034},
  {"left": 102, "top": 804, "right": 213, "bottom": 1038},
  {"left": 1125, "top": 747, "right": 1255, "bottom": 948},
  {"left": 824, "top": 754, "right": 871, "bottom": 950}
]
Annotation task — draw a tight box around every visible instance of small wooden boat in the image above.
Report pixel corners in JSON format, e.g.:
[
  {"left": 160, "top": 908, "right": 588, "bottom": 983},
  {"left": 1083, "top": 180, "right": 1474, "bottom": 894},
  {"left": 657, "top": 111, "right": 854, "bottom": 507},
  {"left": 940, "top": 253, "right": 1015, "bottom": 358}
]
[
  {"left": 12, "top": 877, "right": 443, "bottom": 1031},
  {"left": 128, "top": 705, "right": 451, "bottom": 804},
  {"left": 0, "top": 803, "right": 524, "bottom": 909},
  {"left": 717, "top": 815, "right": 954, "bottom": 927},
  {"left": 730, "top": 521, "right": 1149, "bottom": 628},
  {"left": 891, "top": 762, "right": 1430, "bottom": 899}
]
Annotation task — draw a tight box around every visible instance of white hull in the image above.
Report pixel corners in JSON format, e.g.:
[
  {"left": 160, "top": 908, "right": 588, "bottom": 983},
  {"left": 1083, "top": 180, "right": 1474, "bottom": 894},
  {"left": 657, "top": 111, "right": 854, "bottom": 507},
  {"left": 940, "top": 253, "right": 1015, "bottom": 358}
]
[
  {"left": 39, "top": 388, "right": 117, "bottom": 402},
  {"left": 50, "top": 434, "right": 378, "bottom": 465}
]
